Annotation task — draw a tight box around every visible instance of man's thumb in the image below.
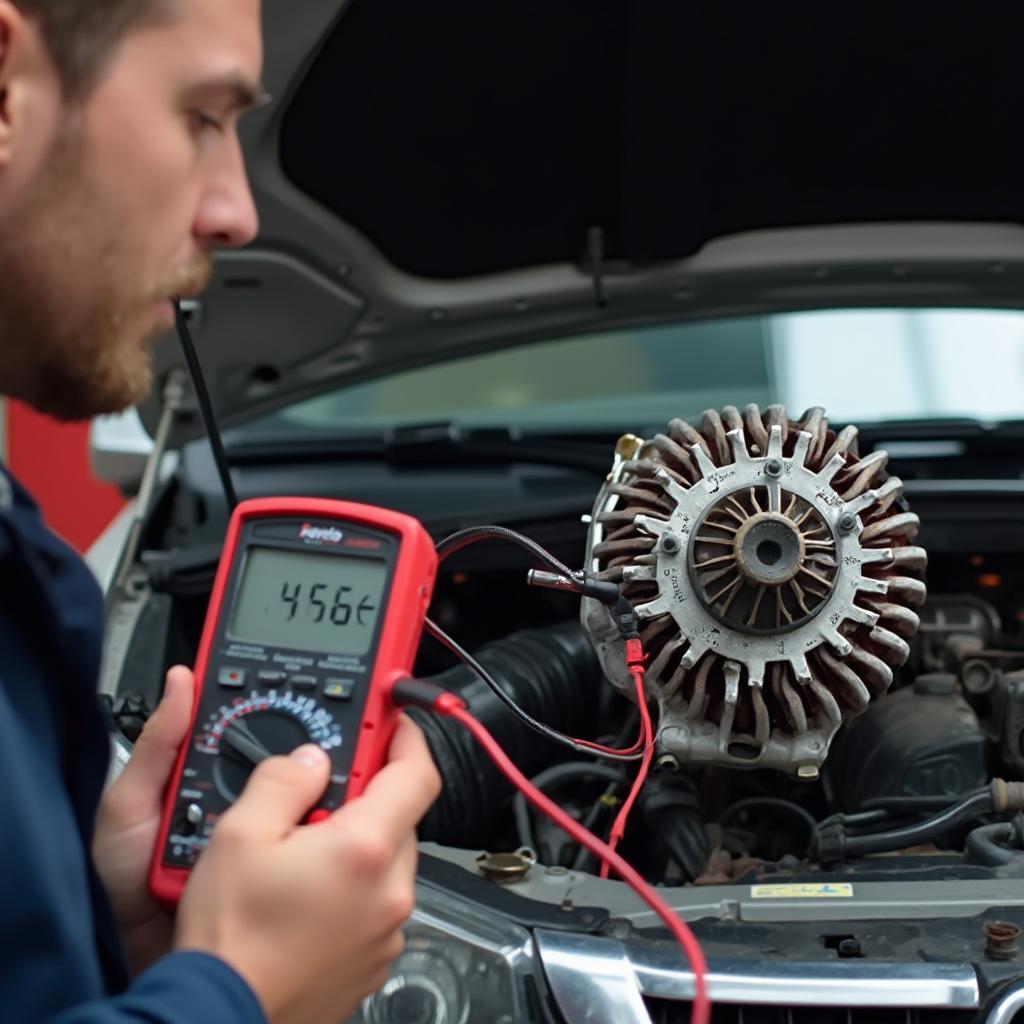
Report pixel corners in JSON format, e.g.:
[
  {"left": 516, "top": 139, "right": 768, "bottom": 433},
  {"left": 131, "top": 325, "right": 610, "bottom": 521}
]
[
  {"left": 220, "top": 745, "right": 330, "bottom": 840},
  {"left": 119, "top": 666, "right": 195, "bottom": 795}
]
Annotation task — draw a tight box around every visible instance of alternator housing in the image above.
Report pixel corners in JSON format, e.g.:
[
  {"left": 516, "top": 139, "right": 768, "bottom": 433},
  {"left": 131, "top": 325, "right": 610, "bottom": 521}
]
[{"left": 582, "top": 405, "right": 926, "bottom": 778}]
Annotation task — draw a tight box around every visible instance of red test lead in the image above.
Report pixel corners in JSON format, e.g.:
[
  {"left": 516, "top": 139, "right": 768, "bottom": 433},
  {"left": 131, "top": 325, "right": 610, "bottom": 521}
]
[{"left": 392, "top": 677, "right": 712, "bottom": 1024}]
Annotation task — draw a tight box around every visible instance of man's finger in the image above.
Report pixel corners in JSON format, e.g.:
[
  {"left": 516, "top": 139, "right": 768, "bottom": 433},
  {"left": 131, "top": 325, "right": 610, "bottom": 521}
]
[
  {"left": 219, "top": 745, "right": 330, "bottom": 841},
  {"left": 114, "top": 666, "right": 195, "bottom": 806}
]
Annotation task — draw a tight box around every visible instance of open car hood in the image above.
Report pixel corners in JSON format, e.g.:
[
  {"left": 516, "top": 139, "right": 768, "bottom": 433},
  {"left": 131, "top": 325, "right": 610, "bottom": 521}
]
[{"left": 139, "top": 1, "right": 1024, "bottom": 440}]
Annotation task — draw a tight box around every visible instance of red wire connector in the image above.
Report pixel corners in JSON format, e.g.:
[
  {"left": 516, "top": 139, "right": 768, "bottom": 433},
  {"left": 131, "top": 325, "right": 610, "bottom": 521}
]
[
  {"left": 599, "top": 636, "right": 655, "bottom": 878},
  {"left": 392, "top": 677, "right": 711, "bottom": 1024}
]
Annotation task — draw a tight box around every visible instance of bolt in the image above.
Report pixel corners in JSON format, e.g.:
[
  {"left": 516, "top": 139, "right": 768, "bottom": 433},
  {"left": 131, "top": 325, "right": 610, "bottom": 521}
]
[
  {"left": 546, "top": 865, "right": 568, "bottom": 876},
  {"left": 796, "top": 764, "right": 820, "bottom": 781},
  {"left": 660, "top": 533, "right": 682, "bottom": 555},
  {"left": 764, "top": 458, "right": 783, "bottom": 479},
  {"left": 655, "top": 754, "right": 680, "bottom": 772},
  {"left": 838, "top": 513, "right": 858, "bottom": 534},
  {"left": 985, "top": 921, "right": 1021, "bottom": 960}
]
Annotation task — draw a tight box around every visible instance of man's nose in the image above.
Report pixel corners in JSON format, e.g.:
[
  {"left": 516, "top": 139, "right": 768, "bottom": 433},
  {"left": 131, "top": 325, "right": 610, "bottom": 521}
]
[{"left": 193, "top": 138, "right": 260, "bottom": 249}]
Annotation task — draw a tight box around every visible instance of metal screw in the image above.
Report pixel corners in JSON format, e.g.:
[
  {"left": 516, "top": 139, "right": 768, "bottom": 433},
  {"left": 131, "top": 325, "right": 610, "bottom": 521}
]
[
  {"left": 545, "top": 865, "right": 568, "bottom": 876},
  {"left": 985, "top": 921, "right": 1020, "bottom": 960},
  {"left": 838, "top": 513, "right": 858, "bottom": 534},
  {"left": 764, "top": 458, "right": 783, "bottom": 479},
  {"left": 660, "top": 533, "right": 681, "bottom": 555}
]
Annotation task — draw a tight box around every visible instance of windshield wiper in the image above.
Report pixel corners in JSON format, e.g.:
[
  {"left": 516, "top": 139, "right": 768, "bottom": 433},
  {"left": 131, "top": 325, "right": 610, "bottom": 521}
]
[{"left": 225, "top": 422, "right": 620, "bottom": 473}]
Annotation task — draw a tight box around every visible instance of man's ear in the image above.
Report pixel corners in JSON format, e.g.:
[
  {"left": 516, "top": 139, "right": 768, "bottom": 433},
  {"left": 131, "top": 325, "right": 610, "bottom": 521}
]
[{"left": 0, "top": 1, "right": 49, "bottom": 171}]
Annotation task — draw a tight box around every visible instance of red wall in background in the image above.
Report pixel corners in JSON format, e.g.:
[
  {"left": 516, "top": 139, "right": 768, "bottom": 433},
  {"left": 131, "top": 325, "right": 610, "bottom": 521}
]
[{"left": 8, "top": 401, "right": 128, "bottom": 552}]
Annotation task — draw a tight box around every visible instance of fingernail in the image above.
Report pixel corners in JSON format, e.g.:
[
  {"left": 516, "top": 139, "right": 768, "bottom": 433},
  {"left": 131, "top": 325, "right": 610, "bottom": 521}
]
[{"left": 291, "top": 744, "right": 328, "bottom": 771}]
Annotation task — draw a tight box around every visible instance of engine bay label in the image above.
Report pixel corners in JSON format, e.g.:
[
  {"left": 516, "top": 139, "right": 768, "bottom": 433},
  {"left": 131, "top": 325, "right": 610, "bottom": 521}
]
[{"left": 750, "top": 883, "right": 854, "bottom": 899}]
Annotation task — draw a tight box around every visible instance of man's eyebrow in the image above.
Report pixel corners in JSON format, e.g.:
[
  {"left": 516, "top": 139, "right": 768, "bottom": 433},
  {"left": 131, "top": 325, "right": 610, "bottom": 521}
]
[{"left": 188, "top": 73, "right": 272, "bottom": 113}]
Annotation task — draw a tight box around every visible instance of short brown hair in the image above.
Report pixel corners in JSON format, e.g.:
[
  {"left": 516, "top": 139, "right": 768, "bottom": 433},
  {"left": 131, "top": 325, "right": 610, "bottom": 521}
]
[{"left": 12, "top": 0, "right": 172, "bottom": 99}]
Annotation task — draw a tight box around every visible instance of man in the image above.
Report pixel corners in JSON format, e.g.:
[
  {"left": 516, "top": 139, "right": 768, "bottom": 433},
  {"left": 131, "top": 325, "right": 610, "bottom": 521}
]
[{"left": 0, "top": 2, "right": 441, "bottom": 1022}]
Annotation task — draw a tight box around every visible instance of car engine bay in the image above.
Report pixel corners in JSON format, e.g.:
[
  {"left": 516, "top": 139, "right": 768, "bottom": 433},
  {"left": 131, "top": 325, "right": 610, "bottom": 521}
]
[{"left": 109, "top": 402, "right": 1024, "bottom": 898}]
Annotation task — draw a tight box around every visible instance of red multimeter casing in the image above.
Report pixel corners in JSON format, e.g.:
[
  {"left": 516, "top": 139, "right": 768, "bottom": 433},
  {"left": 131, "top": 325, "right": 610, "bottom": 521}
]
[{"left": 149, "top": 497, "right": 437, "bottom": 905}]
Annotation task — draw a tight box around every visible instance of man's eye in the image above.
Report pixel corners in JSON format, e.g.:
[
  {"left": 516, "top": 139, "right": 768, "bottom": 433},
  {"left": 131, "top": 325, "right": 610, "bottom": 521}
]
[{"left": 191, "top": 110, "right": 225, "bottom": 135}]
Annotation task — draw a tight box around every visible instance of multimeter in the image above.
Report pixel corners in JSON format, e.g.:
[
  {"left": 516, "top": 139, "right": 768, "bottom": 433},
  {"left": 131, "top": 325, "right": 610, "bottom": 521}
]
[{"left": 149, "top": 496, "right": 437, "bottom": 905}]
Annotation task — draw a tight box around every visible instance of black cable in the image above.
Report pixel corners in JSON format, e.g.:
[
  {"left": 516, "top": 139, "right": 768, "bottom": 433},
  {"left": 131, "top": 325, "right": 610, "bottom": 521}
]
[
  {"left": 815, "top": 790, "right": 993, "bottom": 863},
  {"left": 435, "top": 525, "right": 577, "bottom": 581},
  {"left": 513, "top": 762, "right": 627, "bottom": 856},
  {"left": 424, "top": 617, "right": 642, "bottom": 763},
  {"left": 174, "top": 299, "right": 238, "bottom": 511},
  {"left": 720, "top": 797, "right": 818, "bottom": 839},
  {"left": 861, "top": 793, "right": 982, "bottom": 813}
]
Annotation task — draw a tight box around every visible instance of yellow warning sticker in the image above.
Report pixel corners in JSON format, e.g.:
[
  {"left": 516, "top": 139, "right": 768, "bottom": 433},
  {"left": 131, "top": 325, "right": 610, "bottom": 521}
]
[{"left": 751, "top": 883, "right": 854, "bottom": 899}]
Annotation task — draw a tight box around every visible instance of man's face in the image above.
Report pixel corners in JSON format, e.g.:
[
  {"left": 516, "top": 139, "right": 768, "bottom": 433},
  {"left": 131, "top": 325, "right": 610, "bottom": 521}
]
[{"left": 0, "top": 0, "right": 262, "bottom": 420}]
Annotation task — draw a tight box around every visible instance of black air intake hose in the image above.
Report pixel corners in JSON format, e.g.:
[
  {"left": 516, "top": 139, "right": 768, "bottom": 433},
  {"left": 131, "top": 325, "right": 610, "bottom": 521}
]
[{"left": 411, "top": 622, "right": 602, "bottom": 846}]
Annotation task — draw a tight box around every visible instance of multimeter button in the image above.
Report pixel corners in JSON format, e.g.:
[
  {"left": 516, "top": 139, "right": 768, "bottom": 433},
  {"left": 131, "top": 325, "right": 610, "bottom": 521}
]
[
  {"left": 218, "top": 667, "right": 247, "bottom": 688},
  {"left": 306, "top": 809, "right": 331, "bottom": 825},
  {"left": 257, "top": 670, "right": 287, "bottom": 683},
  {"left": 290, "top": 674, "right": 318, "bottom": 690},
  {"left": 324, "top": 679, "right": 355, "bottom": 700}
]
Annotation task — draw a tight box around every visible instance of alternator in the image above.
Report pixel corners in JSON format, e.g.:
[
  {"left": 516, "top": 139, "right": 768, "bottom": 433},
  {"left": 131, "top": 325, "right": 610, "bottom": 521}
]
[{"left": 582, "top": 405, "right": 926, "bottom": 778}]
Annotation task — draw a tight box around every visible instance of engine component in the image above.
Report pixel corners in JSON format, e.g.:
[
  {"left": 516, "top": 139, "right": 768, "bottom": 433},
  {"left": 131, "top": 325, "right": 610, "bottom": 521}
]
[
  {"left": 826, "top": 673, "right": 987, "bottom": 811},
  {"left": 913, "top": 594, "right": 1000, "bottom": 678},
  {"left": 583, "top": 404, "right": 927, "bottom": 776},
  {"left": 411, "top": 622, "right": 602, "bottom": 846},
  {"left": 639, "top": 774, "right": 711, "bottom": 882},
  {"left": 993, "top": 671, "right": 1024, "bottom": 779}
]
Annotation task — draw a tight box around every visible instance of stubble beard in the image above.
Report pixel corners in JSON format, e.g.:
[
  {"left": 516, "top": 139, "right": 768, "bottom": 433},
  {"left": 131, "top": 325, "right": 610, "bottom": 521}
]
[{"left": 0, "top": 126, "right": 212, "bottom": 422}]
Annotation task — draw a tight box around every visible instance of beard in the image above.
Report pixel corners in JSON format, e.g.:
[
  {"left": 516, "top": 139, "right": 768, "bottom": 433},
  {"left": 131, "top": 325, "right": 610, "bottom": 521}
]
[{"left": 0, "top": 126, "right": 212, "bottom": 422}]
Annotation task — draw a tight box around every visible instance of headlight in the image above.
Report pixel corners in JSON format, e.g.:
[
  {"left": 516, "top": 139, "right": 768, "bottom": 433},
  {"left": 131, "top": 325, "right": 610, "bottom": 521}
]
[{"left": 348, "top": 882, "right": 538, "bottom": 1024}]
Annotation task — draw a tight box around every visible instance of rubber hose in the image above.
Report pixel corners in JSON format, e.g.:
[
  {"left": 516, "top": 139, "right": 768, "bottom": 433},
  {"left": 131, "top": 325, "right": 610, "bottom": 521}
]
[
  {"left": 831, "top": 790, "right": 992, "bottom": 859},
  {"left": 966, "top": 822, "right": 1020, "bottom": 866},
  {"left": 411, "top": 621, "right": 603, "bottom": 845},
  {"left": 640, "top": 775, "right": 710, "bottom": 882}
]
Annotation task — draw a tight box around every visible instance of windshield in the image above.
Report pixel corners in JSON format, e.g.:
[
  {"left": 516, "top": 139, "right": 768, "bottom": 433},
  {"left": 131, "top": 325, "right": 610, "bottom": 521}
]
[{"left": 252, "top": 309, "right": 1024, "bottom": 434}]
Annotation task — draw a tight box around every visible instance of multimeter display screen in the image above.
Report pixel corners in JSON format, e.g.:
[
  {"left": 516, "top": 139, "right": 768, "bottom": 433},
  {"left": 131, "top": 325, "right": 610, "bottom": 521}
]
[{"left": 228, "top": 547, "right": 388, "bottom": 655}]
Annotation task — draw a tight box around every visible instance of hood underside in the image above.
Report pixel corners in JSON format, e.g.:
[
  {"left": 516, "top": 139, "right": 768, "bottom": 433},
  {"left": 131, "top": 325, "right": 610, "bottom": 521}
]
[{"left": 141, "top": 2, "right": 1024, "bottom": 439}]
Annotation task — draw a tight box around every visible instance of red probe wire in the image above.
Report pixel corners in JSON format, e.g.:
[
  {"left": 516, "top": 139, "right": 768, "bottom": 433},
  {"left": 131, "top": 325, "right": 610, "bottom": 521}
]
[
  {"left": 599, "top": 640, "right": 656, "bottom": 877},
  {"left": 396, "top": 682, "right": 712, "bottom": 1024}
]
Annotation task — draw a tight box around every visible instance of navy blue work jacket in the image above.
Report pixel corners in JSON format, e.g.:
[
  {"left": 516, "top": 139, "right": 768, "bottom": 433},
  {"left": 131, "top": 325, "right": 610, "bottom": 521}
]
[{"left": 0, "top": 465, "right": 264, "bottom": 1023}]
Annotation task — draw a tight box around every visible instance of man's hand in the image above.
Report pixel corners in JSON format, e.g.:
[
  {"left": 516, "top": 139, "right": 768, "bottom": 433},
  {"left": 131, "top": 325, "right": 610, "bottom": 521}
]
[
  {"left": 176, "top": 715, "right": 442, "bottom": 1024},
  {"left": 93, "top": 666, "right": 195, "bottom": 974}
]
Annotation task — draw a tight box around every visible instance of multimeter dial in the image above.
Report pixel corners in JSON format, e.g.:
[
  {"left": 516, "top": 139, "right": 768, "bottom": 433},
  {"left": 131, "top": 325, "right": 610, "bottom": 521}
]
[{"left": 199, "top": 692, "right": 342, "bottom": 801}]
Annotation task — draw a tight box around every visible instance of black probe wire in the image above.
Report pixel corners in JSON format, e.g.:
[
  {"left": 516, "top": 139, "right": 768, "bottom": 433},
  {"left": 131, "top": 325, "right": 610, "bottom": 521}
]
[
  {"left": 429, "top": 524, "right": 645, "bottom": 761},
  {"left": 174, "top": 298, "right": 238, "bottom": 511},
  {"left": 424, "top": 616, "right": 642, "bottom": 763},
  {"left": 434, "top": 525, "right": 578, "bottom": 580}
]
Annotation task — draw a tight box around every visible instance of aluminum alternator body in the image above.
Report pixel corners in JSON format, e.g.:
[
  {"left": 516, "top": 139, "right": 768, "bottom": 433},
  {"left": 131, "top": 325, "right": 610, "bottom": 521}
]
[{"left": 582, "top": 405, "right": 927, "bottom": 777}]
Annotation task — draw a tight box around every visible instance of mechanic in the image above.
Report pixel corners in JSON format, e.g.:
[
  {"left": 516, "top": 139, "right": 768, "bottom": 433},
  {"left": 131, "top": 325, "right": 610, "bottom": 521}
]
[{"left": 0, "top": 2, "right": 442, "bottom": 1022}]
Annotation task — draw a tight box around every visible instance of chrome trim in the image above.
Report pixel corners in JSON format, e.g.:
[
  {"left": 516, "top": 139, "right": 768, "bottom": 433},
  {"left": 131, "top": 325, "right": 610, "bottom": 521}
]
[
  {"left": 535, "top": 931, "right": 650, "bottom": 1024},
  {"left": 986, "top": 982, "right": 1024, "bottom": 1024},
  {"left": 535, "top": 929, "right": 981, "bottom": 1021}
]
